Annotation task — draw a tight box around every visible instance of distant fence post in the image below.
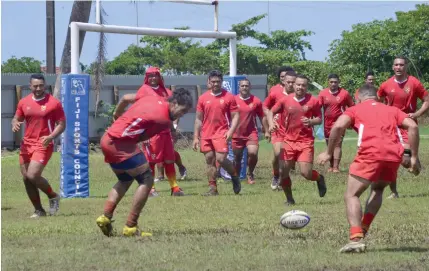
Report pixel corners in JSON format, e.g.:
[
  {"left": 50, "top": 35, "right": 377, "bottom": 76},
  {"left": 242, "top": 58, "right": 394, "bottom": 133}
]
[{"left": 113, "top": 85, "right": 119, "bottom": 104}]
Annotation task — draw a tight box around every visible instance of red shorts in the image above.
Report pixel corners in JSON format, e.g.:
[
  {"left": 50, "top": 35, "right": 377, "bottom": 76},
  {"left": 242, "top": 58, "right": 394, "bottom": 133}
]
[
  {"left": 397, "top": 128, "right": 409, "bottom": 145},
  {"left": 271, "top": 131, "right": 284, "bottom": 144},
  {"left": 232, "top": 133, "right": 259, "bottom": 149},
  {"left": 349, "top": 156, "right": 401, "bottom": 183},
  {"left": 280, "top": 141, "right": 314, "bottom": 163},
  {"left": 200, "top": 138, "right": 228, "bottom": 153},
  {"left": 19, "top": 143, "right": 53, "bottom": 166},
  {"left": 142, "top": 132, "right": 175, "bottom": 163},
  {"left": 100, "top": 133, "right": 142, "bottom": 164}
]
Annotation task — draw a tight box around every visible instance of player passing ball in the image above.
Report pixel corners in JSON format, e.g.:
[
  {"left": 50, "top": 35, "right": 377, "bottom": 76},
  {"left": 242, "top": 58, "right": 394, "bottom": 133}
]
[
  {"left": 96, "top": 88, "right": 193, "bottom": 237},
  {"left": 232, "top": 79, "right": 266, "bottom": 184},
  {"left": 317, "top": 83, "right": 421, "bottom": 253},
  {"left": 12, "top": 74, "right": 64, "bottom": 218}
]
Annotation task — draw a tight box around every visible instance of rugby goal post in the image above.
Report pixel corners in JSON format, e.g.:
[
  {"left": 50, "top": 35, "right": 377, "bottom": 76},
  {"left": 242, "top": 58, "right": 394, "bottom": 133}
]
[{"left": 60, "top": 1, "right": 240, "bottom": 198}]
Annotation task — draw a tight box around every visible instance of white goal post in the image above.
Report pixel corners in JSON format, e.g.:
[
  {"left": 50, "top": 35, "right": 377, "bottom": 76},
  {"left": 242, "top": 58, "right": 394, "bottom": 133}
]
[{"left": 72, "top": 0, "right": 234, "bottom": 75}]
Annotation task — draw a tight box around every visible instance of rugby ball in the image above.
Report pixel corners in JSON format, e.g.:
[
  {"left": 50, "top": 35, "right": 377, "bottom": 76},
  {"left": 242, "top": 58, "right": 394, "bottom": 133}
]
[{"left": 280, "top": 210, "right": 310, "bottom": 229}]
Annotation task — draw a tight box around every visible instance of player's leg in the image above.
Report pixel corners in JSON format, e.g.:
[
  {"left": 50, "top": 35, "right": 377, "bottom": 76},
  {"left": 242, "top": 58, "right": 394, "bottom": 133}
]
[
  {"left": 325, "top": 139, "right": 334, "bottom": 171},
  {"left": 214, "top": 138, "right": 241, "bottom": 195},
  {"left": 203, "top": 152, "right": 218, "bottom": 196},
  {"left": 340, "top": 174, "right": 371, "bottom": 253},
  {"left": 25, "top": 147, "right": 60, "bottom": 216},
  {"left": 278, "top": 143, "right": 295, "bottom": 204},
  {"left": 332, "top": 136, "right": 343, "bottom": 173},
  {"left": 122, "top": 162, "right": 154, "bottom": 237},
  {"left": 154, "top": 163, "right": 165, "bottom": 183},
  {"left": 142, "top": 141, "right": 159, "bottom": 197},
  {"left": 174, "top": 150, "right": 187, "bottom": 180},
  {"left": 246, "top": 144, "right": 259, "bottom": 185},
  {"left": 97, "top": 169, "right": 134, "bottom": 236},
  {"left": 20, "top": 160, "right": 45, "bottom": 217},
  {"left": 232, "top": 138, "right": 245, "bottom": 181},
  {"left": 270, "top": 140, "right": 282, "bottom": 190},
  {"left": 296, "top": 143, "right": 327, "bottom": 197},
  {"left": 388, "top": 140, "right": 410, "bottom": 199},
  {"left": 161, "top": 133, "right": 184, "bottom": 196}
]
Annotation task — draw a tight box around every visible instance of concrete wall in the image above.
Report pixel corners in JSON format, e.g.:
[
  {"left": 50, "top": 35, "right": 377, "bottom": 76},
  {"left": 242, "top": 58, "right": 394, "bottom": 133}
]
[{"left": 1, "top": 73, "right": 268, "bottom": 148}]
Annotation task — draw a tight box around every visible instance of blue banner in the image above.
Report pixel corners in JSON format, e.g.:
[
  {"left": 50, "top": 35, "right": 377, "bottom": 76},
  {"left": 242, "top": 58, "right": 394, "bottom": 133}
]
[
  {"left": 60, "top": 74, "right": 90, "bottom": 198},
  {"left": 220, "top": 75, "right": 248, "bottom": 180}
]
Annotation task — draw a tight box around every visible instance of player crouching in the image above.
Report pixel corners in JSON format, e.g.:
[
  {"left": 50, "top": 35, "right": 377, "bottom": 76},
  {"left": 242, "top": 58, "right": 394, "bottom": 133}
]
[
  {"left": 96, "top": 89, "right": 193, "bottom": 237},
  {"left": 318, "top": 84, "right": 421, "bottom": 253}
]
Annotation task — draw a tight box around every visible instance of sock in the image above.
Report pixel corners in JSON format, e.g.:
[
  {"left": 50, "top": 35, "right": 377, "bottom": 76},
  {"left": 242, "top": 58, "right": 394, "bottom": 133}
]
[
  {"left": 273, "top": 169, "right": 279, "bottom": 179},
  {"left": 280, "top": 177, "right": 292, "bottom": 189},
  {"left": 349, "top": 226, "right": 364, "bottom": 241},
  {"left": 42, "top": 185, "right": 57, "bottom": 199},
  {"left": 174, "top": 151, "right": 184, "bottom": 168},
  {"left": 103, "top": 200, "right": 117, "bottom": 219},
  {"left": 165, "top": 163, "right": 179, "bottom": 189},
  {"left": 209, "top": 180, "right": 217, "bottom": 188},
  {"left": 361, "top": 212, "right": 375, "bottom": 233},
  {"left": 126, "top": 211, "right": 139, "bottom": 228},
  {"left": 311, "top": 170, "right": 320, "bottom": 181}
]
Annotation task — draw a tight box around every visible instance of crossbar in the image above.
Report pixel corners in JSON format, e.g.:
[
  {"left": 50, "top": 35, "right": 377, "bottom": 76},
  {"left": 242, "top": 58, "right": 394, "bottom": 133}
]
[{"left": 70, "top": 22, "right": 237, "bottom": 75}]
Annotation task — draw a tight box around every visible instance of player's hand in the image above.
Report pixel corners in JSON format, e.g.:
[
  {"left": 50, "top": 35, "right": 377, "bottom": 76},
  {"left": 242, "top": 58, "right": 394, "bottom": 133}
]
[
  {"left": 269, "top": 122, "right": 278, "bottom": 133},
  {"left": 192, "top": 138, "right": 199, "bottom": 152},
  {"left": 317, "top": 151, "right": 331, "bottom": 166},
  {"left": 301, "top": 117, "right": 311, "bottom": 127},
  {"left": 224, "top": 130, "right": 234, "bottom": 142},
  {"left": 40, "top": 135, "right": 54, "bottom": 148},
  {"left": 409, "top": 156, "right": 421, "bottom": 176},
  {"left": 142, "top": 139, "right": 150, "bottom": 146},
  {"left": 12, "top": 120, "right": 23, "bottom": 132},
  {"left": 408, "top": 113, "right": 418, "bottom": 120}
]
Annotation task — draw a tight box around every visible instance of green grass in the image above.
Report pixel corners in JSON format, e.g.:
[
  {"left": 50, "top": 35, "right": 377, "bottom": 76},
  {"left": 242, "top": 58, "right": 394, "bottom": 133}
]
[{"left": 2, "top": 139, "right": 429, "bottom": 271}]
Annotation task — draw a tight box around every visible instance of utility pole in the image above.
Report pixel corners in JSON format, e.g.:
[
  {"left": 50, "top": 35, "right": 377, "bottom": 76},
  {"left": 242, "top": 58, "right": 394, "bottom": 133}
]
[{"left": 46, "top": 0, "right": 56, "bottom": 74}]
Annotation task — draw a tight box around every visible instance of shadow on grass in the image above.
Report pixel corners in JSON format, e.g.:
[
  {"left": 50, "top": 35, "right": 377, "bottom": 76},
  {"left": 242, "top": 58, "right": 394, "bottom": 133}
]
[
  {"left": 402, "top": 193, "right": 429, "bottom": 199},
  {"left": 1, "top": 207, "right": 12, "bottom": 211},
  {"left": 373, "top": 246, "right": 429, "bottom": 253}
]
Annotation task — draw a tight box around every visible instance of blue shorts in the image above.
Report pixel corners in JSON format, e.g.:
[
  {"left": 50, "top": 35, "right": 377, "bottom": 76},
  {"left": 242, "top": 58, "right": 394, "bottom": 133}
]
[{"left": 110, "top": 153, "right": 147, "bottom": 170}]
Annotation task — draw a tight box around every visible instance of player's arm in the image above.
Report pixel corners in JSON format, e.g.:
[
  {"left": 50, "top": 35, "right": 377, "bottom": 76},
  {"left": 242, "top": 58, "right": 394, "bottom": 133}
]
[
  {"left": 41, "top": 103, "right": 66, "bottom": 147},
  {"left": 306, "top": 101, "right": 322, "bottom": 126},
  {"left": 113, "top": 94, "right": 137, "bottom": 120},
  {"left": 267, "top": 102, "right": 282, "bottom": 131},
  {"left": 346, "top": 93, "right": 355, "bottom": 108},
  {"left": 192, "top": 111, "right": 203, "bottom": 151},
  {"left": 11, "top": 114, "right": 24, "bottom": 132},
  {"left": 410, "top": 94, "right": 429, "bottom": 119}
]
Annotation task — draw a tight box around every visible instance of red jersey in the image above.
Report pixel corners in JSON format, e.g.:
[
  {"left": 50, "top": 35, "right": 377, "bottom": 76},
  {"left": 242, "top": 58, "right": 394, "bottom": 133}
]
[
  {"left": 272, "top": 93, "right": 321, "bottom": 143},
  {"left": 377, "top": 76, "right": 428, "bottom": 114},
  {"left": 344, "top": 100, "right": 408, "bottom": 162},
  {"left": 107, "top": 96, "right": 171, "bottom": 143},
  {"left": 15, "top": 94, "right": 65, "bottom": 146},
  {"left": 263, "top": 84, "right": 290, "bottom": 137},
  {"left": 318, "top": 88, "right": 354, "bottom": 128},
  {"left": 233, "top": 94, "right": 264, "bottom": 138},
  {"left": 196, "top": 89, "right": 238, "bottom": 139}
]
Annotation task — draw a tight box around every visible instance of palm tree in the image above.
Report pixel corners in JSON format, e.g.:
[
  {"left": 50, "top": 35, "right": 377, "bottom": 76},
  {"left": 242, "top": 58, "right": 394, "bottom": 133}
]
[{"left": 52, "top": 0, "right": 92, "bottom": 99}]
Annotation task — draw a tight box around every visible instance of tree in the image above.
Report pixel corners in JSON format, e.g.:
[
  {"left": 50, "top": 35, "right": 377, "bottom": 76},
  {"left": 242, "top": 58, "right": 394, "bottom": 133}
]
[
  {"left": 328, "top": 3, "right": 429, "bottom": 92},
  {"left": 1, "top": 56, "right": 43, "bottom": 73}
]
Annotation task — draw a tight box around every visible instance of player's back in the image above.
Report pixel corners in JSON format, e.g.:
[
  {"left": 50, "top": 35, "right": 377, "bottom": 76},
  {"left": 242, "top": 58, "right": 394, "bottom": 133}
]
[
  {"left": 107, "top": 96, "right": 171, "bottom": 142},
  {"left": 346, "top": 100, "right": 405, "bottom": 162}
]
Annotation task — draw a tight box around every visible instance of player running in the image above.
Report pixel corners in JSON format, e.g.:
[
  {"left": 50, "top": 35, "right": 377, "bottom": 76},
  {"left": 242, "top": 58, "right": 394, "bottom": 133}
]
[
  {"left": 267, "top": 74, "right": 327, "bottom": 205},
  {"left": 376, "top": 56, "right": 429, "bottom": 199},
  {"left": 318, "top": 74, "right": 354, "bottom": 173},
  {"left": 263, "top": 69, "right": 296, "bottom": 190},
  {"left": 317, "top": 83, "right": 421, "bottom": 253},
  {"left": 12, "top": 74, "right": 64, "bottom": 218},
  {"left": 193, "top": 70, "right": 241, "bottom": 196},
  {"left": 232, "top": 79, "right": 266, "bottom": 184},
  {"left": 96, "top": 89, "right": 193, "bottom": 237},
  {"left": 113, "top": 67, "right": 186, "bottom": 197}
]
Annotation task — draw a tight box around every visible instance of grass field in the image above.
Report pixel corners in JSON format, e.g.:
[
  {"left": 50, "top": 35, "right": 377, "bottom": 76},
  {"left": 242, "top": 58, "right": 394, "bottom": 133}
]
[{"left": 2, "top": 136, "right": 429, "bottom": 271}]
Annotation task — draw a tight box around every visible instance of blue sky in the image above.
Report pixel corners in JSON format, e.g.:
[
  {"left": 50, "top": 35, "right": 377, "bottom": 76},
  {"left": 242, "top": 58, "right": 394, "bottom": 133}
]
[{"left": 1, "top": 1, "right": 423, "bottom": 67}]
